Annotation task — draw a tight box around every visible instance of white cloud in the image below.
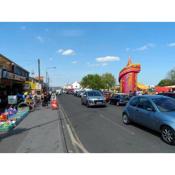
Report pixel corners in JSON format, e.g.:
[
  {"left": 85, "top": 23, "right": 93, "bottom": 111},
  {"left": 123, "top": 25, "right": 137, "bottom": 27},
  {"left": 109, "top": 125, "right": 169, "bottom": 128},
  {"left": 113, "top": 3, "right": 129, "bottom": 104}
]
[
  {"left": 57, "top": 49, "right": 64, "bottom": 53},
  {"left": 57, "top": 49, "right": 76, "bottom": 56},
  {"left": 135, "top": 43, "right": 155, "bottom": 51},
  {"left": 62, "top": 49, "right": 75, "bottom": 56},
  {"left": 96, "top": 56, "right": 120, "bottom": 63},
  {"left": 72, "top": 61, "right": 78, "bottom": 64},
  {"left": 168, "top": 42, "right": 175, "bottom": 47},
  {"left": 36, "top": 36, "right": 44, "bottom": 43}
]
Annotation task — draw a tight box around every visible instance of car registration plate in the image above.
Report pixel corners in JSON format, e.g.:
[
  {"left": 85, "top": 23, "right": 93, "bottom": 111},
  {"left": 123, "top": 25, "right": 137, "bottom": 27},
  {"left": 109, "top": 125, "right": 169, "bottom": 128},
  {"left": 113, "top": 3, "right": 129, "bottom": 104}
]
[{"left": 96, "top": 101, "right": 102, "bottom": 104}]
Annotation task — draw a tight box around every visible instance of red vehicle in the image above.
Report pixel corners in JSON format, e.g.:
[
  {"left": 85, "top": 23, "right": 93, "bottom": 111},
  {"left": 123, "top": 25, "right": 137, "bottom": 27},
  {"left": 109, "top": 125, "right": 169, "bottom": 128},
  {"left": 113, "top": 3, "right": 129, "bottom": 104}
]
[
  {"left": 66, "top": 89, "right": 74, "bottom": 94},
  {"left": 103, "top": 91, "right": 112, "bottom": 102}
]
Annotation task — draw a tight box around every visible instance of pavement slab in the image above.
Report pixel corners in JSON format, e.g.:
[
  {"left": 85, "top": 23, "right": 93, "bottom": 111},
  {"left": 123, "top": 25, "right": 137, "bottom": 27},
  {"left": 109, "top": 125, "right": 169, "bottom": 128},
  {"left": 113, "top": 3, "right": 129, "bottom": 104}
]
[{"left": 0, "top": 106, "right": 66, "bottom": 153}]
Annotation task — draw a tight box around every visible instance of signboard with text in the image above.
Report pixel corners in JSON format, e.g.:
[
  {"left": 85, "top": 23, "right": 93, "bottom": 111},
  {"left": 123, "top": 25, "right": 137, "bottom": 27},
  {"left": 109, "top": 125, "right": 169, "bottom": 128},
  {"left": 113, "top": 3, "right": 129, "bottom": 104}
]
[{"left": 8, "top": 95, "right": 17, "bottom": 104}]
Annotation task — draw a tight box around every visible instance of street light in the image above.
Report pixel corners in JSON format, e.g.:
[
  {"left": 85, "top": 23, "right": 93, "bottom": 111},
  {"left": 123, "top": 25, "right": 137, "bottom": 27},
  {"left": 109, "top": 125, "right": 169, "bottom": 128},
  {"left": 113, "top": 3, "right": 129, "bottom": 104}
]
[{"left": 46, "top": 67, "right": 56, "bottom": 90}]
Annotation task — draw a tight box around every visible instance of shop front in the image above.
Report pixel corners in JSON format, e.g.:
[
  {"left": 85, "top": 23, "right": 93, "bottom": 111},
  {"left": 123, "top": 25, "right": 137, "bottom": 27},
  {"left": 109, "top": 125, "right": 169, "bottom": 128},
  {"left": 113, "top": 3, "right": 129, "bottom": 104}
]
[{"left": 0, "top": 54, "right": 29, "bottom": 112}]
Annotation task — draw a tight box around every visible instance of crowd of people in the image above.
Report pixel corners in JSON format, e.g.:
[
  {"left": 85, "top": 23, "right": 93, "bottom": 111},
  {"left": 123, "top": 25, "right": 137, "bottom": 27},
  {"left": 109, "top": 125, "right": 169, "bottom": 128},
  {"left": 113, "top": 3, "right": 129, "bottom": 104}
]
[{"left": 0, "top": 91, "right": 53, "bottom": 114}]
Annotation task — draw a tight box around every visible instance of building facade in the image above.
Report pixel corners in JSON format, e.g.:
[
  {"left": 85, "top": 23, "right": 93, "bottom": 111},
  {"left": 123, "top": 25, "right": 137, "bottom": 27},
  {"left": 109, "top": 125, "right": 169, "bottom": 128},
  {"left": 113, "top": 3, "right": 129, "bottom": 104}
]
[{"left": 0, "top": 54, "right": 29, "bottom": 109}]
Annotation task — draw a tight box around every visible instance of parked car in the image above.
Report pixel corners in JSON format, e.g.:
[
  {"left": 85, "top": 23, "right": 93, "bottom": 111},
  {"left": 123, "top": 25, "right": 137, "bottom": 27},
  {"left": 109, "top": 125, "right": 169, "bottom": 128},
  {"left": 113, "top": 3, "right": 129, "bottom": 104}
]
[
  {"left": 109, "top": 93, "right": 129, "bottom": 106},
  {"left": 81, "top": 90, "right": 106, "bottom": 107},
  {"left": 103, "top": 91, "right": 112, "bottom": 102},
  {"left": 158, "top": 92, "right": 175, "bottom": 99},
  {"left": 122, "top": 95, "right": 175, "bottom": 144},
  {"left": 77, "top": 90, "right": 84, "bottom": 97},
  {"left": 66, "top": 89, "right": 74, "bottom": 94}
]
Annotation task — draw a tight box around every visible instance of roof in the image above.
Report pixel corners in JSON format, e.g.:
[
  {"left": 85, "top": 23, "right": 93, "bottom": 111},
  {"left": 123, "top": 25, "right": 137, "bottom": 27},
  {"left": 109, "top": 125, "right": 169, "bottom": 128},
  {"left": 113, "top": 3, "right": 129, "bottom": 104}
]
[
  {"left": 0, "top": 53, "right": 29, "bottom": 73},
  {"left": 133, "top": 95, "right": 168, "bottom": 99}
]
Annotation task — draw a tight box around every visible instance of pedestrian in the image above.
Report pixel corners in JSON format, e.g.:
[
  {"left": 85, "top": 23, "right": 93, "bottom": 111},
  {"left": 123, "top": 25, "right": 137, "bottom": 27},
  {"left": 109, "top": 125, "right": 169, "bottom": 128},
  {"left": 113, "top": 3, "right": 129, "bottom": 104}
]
[
  {"left": 129, "top": 90, "right": 133, "bottom": 98},
  {"left": 42, "top": 92, "right": 49, "bottom": 107}
]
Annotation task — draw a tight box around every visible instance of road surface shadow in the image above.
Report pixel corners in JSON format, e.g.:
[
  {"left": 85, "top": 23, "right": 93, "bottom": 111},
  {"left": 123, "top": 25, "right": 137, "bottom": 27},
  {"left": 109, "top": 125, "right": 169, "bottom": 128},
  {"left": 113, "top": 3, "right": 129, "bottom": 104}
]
[
  {"left": 129, "top": 122, "right": 160, "bottom": 137},
  {"left": 0, "top": 118, "right": 58, "bottom": 141}
]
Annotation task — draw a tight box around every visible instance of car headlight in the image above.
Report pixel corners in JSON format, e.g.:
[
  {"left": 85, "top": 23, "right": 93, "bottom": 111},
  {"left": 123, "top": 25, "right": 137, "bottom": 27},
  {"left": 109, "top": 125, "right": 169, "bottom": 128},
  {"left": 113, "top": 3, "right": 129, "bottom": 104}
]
[{"left": 88, "top": 100, "right": 94, "bottom": 103}]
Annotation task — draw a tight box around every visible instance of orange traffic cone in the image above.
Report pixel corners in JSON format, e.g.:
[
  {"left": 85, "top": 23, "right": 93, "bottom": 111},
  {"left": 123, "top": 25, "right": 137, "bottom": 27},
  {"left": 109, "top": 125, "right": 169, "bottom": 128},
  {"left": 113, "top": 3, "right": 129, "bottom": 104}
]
[{"left": 51, "top": 99, "right": 58, "bottom": 110}]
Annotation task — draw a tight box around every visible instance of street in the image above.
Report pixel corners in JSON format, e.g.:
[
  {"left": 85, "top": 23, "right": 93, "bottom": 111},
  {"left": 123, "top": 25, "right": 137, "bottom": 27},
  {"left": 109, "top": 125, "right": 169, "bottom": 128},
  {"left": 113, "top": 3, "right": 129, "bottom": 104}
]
[{"left": 58, "top": 94, "right": 175, "bottom": 153}]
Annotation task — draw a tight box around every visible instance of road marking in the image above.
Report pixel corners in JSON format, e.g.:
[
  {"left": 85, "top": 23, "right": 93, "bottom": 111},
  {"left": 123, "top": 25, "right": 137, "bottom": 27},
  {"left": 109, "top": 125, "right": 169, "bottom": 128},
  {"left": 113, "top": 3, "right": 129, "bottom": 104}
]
[
  {"left": 59, "top": 104, "right": 88, "bottom": 153},
  {"left": 98, "top": 113, "right": 135, "bottom": 136},
  {"left": 66, "top": 124, "right": 88, "bottom": 153}
]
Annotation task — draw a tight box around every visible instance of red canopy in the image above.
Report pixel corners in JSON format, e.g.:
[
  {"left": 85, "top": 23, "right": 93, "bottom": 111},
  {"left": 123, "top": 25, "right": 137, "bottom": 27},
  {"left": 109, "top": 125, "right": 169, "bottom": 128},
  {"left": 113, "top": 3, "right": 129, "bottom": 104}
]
[{"left": 155, "top": 86, "right": 171, "bottom": 93}]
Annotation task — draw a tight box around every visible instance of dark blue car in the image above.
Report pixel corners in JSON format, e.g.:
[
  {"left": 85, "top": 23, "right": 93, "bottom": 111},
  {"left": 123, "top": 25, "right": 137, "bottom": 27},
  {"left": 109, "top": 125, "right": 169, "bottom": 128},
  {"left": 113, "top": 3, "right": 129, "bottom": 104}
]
[{"left": 122, "top": 95, "right": 175, "bottom": 144}]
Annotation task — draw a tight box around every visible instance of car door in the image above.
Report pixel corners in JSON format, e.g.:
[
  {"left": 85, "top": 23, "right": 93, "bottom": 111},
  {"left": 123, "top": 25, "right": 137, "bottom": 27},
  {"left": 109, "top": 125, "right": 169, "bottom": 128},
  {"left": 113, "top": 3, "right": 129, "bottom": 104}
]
[
  {"left": 135, "top": 97, "right": 157, "bottom": 130},
  {"left": 127, "top": 97, "right": 139, "bottom": 121}
]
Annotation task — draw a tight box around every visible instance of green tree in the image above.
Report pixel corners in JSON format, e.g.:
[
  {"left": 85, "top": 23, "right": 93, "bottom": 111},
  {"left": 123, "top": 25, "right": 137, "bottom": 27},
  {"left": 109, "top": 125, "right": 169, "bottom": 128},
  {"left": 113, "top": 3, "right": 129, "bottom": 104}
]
[
  {"left": 157, "top": 79, "right": 174, "bottom": 86},
  {"left": 101, "top": 73, "right": 116, "bottom": 90},
  {"left": 167, "top": 69, "right": 175, "bottom": 83},
  {"left": 80, "top": 74, "right": 105, "bottom": 90}
]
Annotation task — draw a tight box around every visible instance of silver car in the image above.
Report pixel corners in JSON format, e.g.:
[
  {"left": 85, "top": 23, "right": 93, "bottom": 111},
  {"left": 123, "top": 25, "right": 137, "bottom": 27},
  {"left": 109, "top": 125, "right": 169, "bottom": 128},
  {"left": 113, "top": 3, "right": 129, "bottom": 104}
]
[{"left": 81, "top": 90, "right": 106, "bottom": 107}]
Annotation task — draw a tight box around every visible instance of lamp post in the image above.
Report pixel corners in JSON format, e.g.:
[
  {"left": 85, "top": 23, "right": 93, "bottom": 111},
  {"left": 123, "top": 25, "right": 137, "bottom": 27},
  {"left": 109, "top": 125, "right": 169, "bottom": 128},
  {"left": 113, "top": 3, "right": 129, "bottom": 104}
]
[{"left": 46, "top": 67, "right": 56, "bottom": 90}]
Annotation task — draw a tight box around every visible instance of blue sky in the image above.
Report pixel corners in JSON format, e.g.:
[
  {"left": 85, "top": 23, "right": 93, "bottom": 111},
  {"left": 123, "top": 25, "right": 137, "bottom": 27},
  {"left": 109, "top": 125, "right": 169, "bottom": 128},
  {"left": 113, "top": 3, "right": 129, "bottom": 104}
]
[{"left": 0, "top": 22, "right": 175, "bottom": 86}]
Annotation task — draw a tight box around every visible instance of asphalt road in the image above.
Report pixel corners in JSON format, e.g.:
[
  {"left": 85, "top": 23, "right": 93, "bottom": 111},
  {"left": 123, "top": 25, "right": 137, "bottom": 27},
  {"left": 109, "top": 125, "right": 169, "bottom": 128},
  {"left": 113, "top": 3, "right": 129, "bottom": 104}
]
[{"left": 58, "top": 94, "right": 175, "bottom": 153}]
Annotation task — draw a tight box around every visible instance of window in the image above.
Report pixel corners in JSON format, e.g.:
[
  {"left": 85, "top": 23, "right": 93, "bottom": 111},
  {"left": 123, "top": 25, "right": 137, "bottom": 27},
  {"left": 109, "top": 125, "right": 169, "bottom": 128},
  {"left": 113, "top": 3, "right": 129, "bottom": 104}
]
[
  {"left": 152, "top": 97, "right": 175, "bottom": 112},
  {"left": 130, "top": 97, "right": 139, "bottom": 107},
  {"left": 138, "top": 97, "right": 154, "bottom": 111},
  {"left": 87, "top": 91, "right": 102, "bottom": 96}
]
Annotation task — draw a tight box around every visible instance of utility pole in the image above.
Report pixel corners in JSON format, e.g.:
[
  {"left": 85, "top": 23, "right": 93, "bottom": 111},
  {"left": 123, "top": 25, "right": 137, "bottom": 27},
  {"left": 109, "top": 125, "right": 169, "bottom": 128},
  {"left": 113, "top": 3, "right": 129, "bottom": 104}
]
[{"left": 38, "top": 59, "right": 40, "bottom": 83}]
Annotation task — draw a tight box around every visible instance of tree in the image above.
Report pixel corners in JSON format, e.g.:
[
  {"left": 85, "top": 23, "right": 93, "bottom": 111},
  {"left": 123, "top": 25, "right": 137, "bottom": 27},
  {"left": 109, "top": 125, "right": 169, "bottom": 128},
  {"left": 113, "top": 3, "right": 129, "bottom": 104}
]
[
  {"left": 80, "top": 74, "right": 105, "bottom": 90},
  {"left": 101, "top": 73, "right": 116, "bottom": 90},
  {"left": 80, "top": 73, "right": 116, "bottom": 90},
  {"left": 167, "top": 69, "right": 175, "bottom": 83},
  {"left": 157, "top": 79, "right": 174, "bottom": 86}
]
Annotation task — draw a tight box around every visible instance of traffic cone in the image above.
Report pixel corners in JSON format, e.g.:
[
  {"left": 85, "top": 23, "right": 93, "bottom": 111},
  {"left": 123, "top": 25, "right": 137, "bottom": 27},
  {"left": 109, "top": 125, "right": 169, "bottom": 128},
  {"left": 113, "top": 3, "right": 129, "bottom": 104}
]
[{"left": 51, "top": 99, "right": 58, "bottom": 110}]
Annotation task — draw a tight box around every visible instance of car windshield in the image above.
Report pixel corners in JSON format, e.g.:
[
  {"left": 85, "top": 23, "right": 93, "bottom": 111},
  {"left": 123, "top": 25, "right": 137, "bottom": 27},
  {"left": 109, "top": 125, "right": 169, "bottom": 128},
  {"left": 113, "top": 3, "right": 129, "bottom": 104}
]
[
  {"left": 87, "top": 91, "right": 102, "bottom": 96},
  {"left": 152, "top": 97, "right": 175, "bottom": 112},
  {"left": 120, "top": 95, "right": 129, "bottom": 100}
]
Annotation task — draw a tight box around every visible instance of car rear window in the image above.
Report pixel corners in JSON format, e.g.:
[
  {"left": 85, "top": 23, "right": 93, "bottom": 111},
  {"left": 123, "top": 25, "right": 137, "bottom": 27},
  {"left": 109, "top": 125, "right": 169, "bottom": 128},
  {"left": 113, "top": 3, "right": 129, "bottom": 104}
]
[
  {"left": 152, "top": 97, "right": 175, "bottom": 112},
  {"left": 130, "top": 97, "right": 139, "bottom": 107},
  {"left": 87, "top": 91, "right": 102, "bottom": 96}
]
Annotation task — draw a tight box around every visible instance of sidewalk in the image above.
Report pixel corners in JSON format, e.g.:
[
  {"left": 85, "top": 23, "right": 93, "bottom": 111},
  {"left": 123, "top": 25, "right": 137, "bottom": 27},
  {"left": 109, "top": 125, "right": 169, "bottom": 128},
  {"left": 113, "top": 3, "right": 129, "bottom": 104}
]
[{"left": 0, "top": 105, "right": 67, "bottom": 153}]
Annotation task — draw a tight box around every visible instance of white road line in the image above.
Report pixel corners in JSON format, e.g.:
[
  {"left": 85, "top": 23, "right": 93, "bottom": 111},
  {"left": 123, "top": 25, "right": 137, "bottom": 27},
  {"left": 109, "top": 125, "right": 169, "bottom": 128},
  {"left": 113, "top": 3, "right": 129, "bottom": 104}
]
[
  {"left": 66, "top": 124, "right": 88, "bottom": 153},
  {"left": 59, "top": 104, "right": 88, "bottom": 153},
  {"left": 98, "top": 113, "right": 135, "bottom": 136}
]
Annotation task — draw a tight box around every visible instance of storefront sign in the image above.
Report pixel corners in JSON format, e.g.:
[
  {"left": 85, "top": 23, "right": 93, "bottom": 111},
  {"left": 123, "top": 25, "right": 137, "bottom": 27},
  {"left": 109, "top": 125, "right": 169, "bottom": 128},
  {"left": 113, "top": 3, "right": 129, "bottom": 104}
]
[
  {"left": 14, "top": 74, "right": 26, "bottom": 81},
  {"left": 8, "top": 95, "right": 17, "bottom": 104},
  {"left": 2, "top": 70, "right": 26, "bottom": 81}
]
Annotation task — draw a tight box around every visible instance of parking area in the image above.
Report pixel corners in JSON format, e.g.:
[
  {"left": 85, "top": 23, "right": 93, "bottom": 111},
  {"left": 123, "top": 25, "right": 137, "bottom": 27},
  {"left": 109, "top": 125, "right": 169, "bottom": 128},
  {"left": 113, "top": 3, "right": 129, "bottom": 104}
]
[{"left": 58, "top": 94, "right": 175, "bottom": 153}]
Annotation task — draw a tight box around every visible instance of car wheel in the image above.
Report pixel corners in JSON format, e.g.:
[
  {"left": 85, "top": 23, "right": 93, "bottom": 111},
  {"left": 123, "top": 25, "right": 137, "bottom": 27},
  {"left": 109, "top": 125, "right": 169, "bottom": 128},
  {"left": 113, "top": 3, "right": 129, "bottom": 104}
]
[
  {"left": 122, "top": 113, "right": 130, "bottom": 124},
  {"left": 161, "top": 126, "right": 175, "bottom": 145}
]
